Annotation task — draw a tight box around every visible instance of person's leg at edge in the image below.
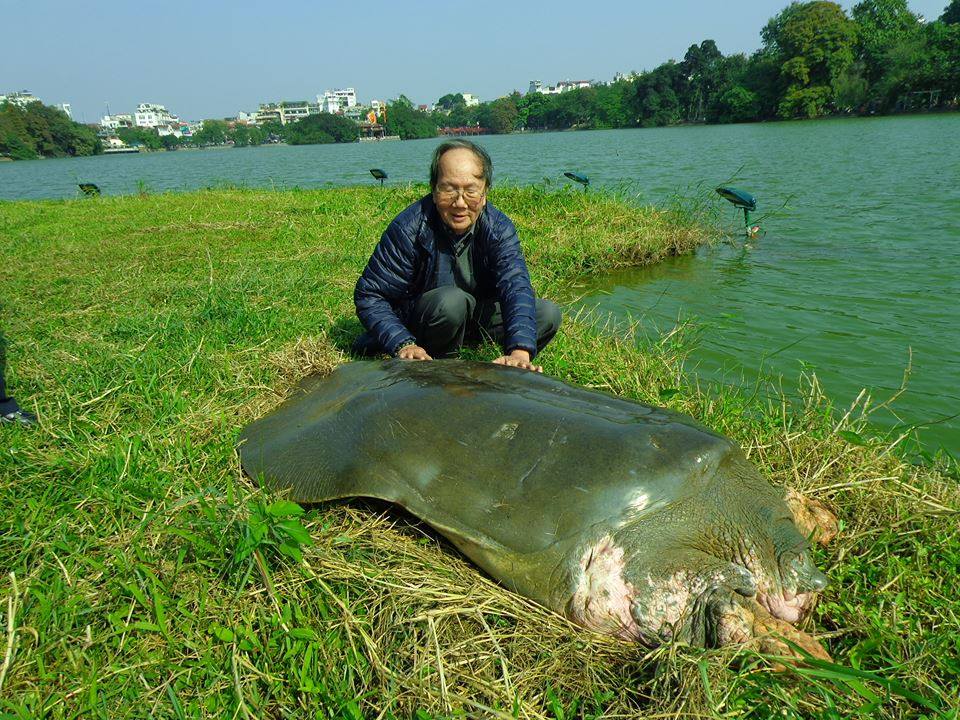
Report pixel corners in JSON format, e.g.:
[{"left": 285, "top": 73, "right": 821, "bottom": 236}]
[
  {"left": 473, "top": 298, "right": 562, "bottom": 355},
  {"left": 0, "top": 328, "right": 36, "bottom": 425},
  {"left": 408, "top": 287, "right": 477, "bottom": 358}
]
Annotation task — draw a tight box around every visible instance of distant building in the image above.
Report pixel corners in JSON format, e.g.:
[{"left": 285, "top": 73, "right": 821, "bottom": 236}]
[
  {"left": 56, "top": 103, "right": 73, "bottom": 119},
  {"left": 254, "top": 104, "right": 282, "bottom": 125},
  {"left": 319, "top": 88, "right": 358, "bottom": 114},
  {"left": 135, "top": 103, "right": 180, "bottom": 129},
  {"left": 0, "top": 90, "right": 40, "bottom": 107},
  {"left": 101, "top": 113, "right": 134, "bottom": 130},
  {"left": 461, "top": 93, "right": 480, "bottom": 107},
  {"left": 527, "top": 79, "right": 592, "bottom": 95}
]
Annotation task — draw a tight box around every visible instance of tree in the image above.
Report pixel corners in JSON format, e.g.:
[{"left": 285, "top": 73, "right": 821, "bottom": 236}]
[
  {"left": 710, "top": 86, "right": 761, "bottom": 123},
  {"left": 0, "top": 101, "right": 100, "bottom": 159},
  {"left": 681, "top": 40, "right": 725, "bottom": 121},
  {"left": 193, "top": 119, "right": 229, "bottom": 145},
  {"left": 435, "top": 93, "right": 466, "bottom": 112},
  {"left": 230, "top": 124, "right": 265, "bottom": 147},
  {"left": 831, "top": 62, "right": 871, "bottom": 111},
  {"left": 515, "top": 91, "right": 551, "bottom": 130},
  {"left": 117, "top": 126, "right": 162, "bottom": 150},
  {"left": 942, "top": 0, "right": 960, "bottom": 24},
  {"left": 476, "top": 95, "right": 519, "bottom": 134},
  {"left": 763, "top": 1, "right": 858, "bottom": 117},
  {"left": 852, "top": 0, "right": 921, "bottom": 83},
  {"left": 284, "top": 113, "right": 358, "bottom": 145},
  {"left": 385, "top": 95, "right": 437, "bottom": 140},
  {"left": 160, "top": 133, "right": 181, "bottom": 150}
]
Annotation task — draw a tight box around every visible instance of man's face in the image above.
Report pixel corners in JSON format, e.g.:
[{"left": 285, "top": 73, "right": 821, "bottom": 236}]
[{"left": 432, "top": 147, "right": 487, "bottom": 234}]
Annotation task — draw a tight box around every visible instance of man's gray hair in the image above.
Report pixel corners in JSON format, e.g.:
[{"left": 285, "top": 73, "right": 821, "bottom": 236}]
[{"left": 429, "top": 139, "right": 493, "bottom": 190}]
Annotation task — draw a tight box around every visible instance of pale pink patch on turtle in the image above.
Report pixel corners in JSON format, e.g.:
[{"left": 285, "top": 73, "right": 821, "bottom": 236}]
[{"left": 567, "top": 537, "right": 642, "bottom": 640}]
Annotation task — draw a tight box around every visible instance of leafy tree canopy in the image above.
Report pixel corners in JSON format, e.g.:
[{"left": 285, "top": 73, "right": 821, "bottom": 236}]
[
  {"left": 942, "top": 0, "right": 960, "bottom": 24},
  {"left": 0, "top": 101, "right": 101, "bottom": 160},
  {"left": 284, "top": 113, "right": 358, "bottom": 145}
]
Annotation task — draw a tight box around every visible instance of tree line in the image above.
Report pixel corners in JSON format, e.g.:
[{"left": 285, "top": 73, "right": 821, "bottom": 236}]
[
  {"left": 4, "top": 0, "right": 957, "bottom": 158},
  {"left": 388, "top": 0, "right": 960, "bottom": 139}
]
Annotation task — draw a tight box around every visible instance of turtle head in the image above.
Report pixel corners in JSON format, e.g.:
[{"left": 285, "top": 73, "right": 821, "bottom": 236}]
[{"left": 670, "top": 452, "right": 830, "bottom": 627}]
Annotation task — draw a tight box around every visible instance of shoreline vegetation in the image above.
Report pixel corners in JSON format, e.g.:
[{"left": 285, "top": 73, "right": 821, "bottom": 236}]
[
  {"left": 4, "top": 0, "right": 959, "bottom": 160},
  {"left": 1, "top": 185, "right": 957, "bottom": 717}
]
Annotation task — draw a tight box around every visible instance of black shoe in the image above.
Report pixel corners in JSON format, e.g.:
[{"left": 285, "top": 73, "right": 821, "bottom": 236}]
[{"left": 1, "top": 408, "right": 36, "bottom": 426}]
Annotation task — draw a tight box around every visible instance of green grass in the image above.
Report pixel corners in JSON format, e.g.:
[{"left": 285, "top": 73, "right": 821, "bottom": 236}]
[{"left": 0, "top": 185, "right": 957, "bottom": 718}]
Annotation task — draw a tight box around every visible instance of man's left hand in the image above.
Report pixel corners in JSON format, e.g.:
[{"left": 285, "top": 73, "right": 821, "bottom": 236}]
[{"left": 492, "top": 349, "right": 542, "bottom": 373}]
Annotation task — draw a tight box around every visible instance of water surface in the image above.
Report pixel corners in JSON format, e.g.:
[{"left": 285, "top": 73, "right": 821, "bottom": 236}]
[{"left": 2, "top": 115, "right": 957, "bottom": 452}]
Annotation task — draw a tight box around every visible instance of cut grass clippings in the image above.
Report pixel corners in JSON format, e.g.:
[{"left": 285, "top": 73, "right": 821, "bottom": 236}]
[{"left": 0, "top": 185, "right": 957, "bottom": 718}]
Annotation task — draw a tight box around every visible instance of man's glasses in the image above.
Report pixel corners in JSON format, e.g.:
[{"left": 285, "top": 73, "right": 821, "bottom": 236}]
[{"left": 435, "top": 185, "right": 485, "bottom": 203}]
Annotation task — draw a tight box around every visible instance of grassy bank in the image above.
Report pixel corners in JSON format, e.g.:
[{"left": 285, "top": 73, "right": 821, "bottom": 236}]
[{"left": 1, "top": 186, "right": 957, "bottom": 718}]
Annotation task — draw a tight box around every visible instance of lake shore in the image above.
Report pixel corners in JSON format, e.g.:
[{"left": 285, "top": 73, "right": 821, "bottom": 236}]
[{"left": 1, "top": 186, "right": 956, "bottom": 717}]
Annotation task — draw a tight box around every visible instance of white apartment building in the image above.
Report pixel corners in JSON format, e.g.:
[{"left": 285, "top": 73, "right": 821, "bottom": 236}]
[
  {"left": 57, "top": 103, "right": 73, "bottom": 119},
  {"left": 279, "top": 101, "right": 323, "bottom": 124},
  {"left": 101, "top": 113, "right": 134, "bottom": 130},
  {"left": 528, "top": 79, "right": 592, "bottom": 95},
  {"left": 461, "top": 93, "right": 480, "bottom": 107},
  {"left": 135, "top": 103, "right": 180, "bottom": 129},
  {"left": 0, "top": 90, "right": 40, "bottom": 107},
  {"left": 319, "top": 88, "right": 357, "bottom": 114}
]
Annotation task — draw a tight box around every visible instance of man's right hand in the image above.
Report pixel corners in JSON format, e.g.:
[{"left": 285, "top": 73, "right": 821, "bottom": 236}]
[{"left": 396, "top": 344, "right": 432, "bottom": 361}]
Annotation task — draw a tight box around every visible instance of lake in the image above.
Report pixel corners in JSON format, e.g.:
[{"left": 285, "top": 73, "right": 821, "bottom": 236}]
[{"left": 2, "top": 115, "right": 957, "bottom": 453}]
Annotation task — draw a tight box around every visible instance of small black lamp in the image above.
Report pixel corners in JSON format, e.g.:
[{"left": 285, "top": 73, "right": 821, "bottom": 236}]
[
  {"left": 370, "top": 168, "right": 387, "bottom": 187},
  {"left": 78, "top": 183, "right": 101, "bottom": 197},
  {"left": 716, "top": 186, "right": 758, "bottom": 235},
  {"left": 563, "top": 171, "right": 589, "bottom": 191}
]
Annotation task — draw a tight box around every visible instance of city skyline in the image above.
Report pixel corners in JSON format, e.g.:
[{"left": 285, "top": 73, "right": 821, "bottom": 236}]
[{"left": 3, "top": 0, "right": 951, "bottom": 123}]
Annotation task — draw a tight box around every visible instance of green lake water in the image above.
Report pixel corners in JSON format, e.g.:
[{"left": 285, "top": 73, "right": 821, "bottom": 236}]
[{"left": 2, "top": 114, "right": 957, "bottom": 453}]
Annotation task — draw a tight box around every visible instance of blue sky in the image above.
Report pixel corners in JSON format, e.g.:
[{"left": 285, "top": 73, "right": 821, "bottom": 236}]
[{"left": 2, "top": 0, "right": 949, "bottom": 122}]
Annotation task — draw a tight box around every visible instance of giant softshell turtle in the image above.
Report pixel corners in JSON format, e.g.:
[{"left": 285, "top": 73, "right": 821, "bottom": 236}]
[{"left": 240, "top": 359, "right": 835, "bottom": 657}]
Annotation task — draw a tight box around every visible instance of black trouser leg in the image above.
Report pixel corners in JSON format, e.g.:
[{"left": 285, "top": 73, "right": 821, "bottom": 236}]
[
  {"left": 408, "top": 287, "right": 477, "bottom": 358},
  {"left": 473, "top": 298, "right": 562, "bottom": 354},
  {"left": 0, "top": 327, "right": 16, "bottom": 414}
]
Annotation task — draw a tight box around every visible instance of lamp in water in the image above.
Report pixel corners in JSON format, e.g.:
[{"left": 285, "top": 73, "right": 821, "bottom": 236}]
[
  {"left": 370, "top": 168, "right": 388, "bottom": 187},
  {"left": 716, "top": 186, "right": 759, "bottom": 236},
  {"left": 563, "top": 171, "right": 589, "bottom": 191},
  {"left": 78, "top": 183, "right": 101, "bottom": 197}
]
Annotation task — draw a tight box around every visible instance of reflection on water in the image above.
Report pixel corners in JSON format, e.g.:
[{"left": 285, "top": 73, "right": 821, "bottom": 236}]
[{"left": 2, "top": 114, "right": 958, "bottom": 453}]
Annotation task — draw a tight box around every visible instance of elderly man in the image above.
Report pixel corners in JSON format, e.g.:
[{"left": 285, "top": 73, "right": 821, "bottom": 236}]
[{"left": 354, "top": 140, "right": 561, "bottom": 372}]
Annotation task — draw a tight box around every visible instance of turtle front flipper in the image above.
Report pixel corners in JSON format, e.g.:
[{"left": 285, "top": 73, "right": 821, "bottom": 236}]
[{"left": 691, "top": 582, "right": 832, "bottom": 662}]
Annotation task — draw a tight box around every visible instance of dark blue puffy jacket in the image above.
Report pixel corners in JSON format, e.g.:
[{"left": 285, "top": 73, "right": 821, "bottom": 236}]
[{"left": 354, "top": 195, "right": 538, "bottom": 357}]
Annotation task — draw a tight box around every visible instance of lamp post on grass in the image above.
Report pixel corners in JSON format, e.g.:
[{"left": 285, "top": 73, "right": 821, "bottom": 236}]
[
  {"left": 563, "top": 171, "right": 590, "bottom": 192},
  {"left": 370, "top": 168, "right": 388, "bottom": 187}
]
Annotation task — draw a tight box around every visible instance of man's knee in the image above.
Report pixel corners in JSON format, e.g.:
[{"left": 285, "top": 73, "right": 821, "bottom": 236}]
[
  {"left": 415, "top": 287, "right": 474, "bottom": 328},
  {"left": 536, "top": 299, "right": 562, "bottom": 346}
]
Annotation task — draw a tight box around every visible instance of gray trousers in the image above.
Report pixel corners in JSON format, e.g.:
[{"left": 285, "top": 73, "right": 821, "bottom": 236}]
[
  {"left": 0, "top": 329, "right": 13, "bottom": 412},
  {"left": 407, "top": 287, "right": 561, "bottom": 359}
]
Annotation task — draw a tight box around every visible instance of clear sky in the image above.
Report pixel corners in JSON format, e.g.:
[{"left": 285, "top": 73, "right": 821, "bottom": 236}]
[{"left": 2, "top": 0, "right": 949, "bottom": 123}]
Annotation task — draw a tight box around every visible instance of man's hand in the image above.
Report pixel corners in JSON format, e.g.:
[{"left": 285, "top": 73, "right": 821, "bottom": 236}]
[
  {"left": 397, "top": 344, "right": 432, "bottom": 361},
  {"left": 492, "top": 349, "right": 542, "bottom": 373}
]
